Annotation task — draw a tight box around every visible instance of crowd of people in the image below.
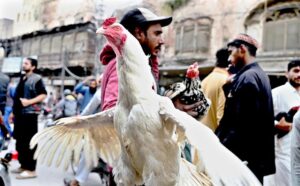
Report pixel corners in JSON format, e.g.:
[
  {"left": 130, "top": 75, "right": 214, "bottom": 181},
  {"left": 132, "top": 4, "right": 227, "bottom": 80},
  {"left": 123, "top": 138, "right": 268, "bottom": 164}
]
[
  {"left": 0, "top": 6, "right": 299, "bottom": 186},
  {"left": 0, "top": 58, "right": 102, "bottom": 180}
]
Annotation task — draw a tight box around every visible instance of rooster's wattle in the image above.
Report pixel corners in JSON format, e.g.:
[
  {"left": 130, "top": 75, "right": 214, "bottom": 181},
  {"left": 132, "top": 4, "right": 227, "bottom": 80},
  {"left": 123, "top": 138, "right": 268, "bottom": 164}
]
[
  {"left": 30, "top": 17, "right": 262, "bottom": 186},
  {"left": 164, "top": 62, "right": 210, "bottom": 119}
]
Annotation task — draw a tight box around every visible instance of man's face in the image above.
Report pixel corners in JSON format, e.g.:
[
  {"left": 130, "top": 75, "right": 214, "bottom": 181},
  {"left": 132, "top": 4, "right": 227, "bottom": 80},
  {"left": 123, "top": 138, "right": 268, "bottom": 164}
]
[
  {"left": 228, "top": 45, "right": 244, "bottom": 70},
  {"left": 89, "top": 80, "right": 97, "bottom": 89},
  {"left": 22, "top": 58, "right": 35, "bottom": 73},
  {"left": 287, "top": 66, "right": 300, "bottom": 88},
  {"left": 140, "top": 23, "right": 164, "bottom": 56}
]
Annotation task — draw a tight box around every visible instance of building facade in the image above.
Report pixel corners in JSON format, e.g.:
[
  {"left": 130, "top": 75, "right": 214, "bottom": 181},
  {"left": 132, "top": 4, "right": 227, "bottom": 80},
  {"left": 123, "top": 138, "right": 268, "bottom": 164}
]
[
  {"left": 144, "top": 0, "right": 300, "bottom": 88},
  {"left": 1, "top": 0, "right": 299, "bottom": 92},
  {"left": 0, "top": 0, "right": 105, "bottom": 96},
  {"left": 0, "top": 19, "right": 13, "bottom": 39},
  {"left": 13, "top": 0, "right": 96, "bottom": 37}
]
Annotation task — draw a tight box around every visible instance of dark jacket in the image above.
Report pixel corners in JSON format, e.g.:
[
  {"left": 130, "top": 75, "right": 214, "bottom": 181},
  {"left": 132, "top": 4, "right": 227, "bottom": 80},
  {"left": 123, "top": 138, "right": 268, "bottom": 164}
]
[
  {"left": 0, "top": 73, "right": 9, "bottom": 114},
  {"left": 14, "top": 73, "right": 47, "bottom": 115},
  {"left": 216, "top": 62, "right": 275, "bottom": 176}
]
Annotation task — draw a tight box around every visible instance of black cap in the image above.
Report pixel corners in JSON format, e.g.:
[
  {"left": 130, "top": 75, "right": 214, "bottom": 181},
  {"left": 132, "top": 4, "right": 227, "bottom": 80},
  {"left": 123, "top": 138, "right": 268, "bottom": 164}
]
[
  {"left": 120, "top": 8, "right": 172, "bottom": 32},
  {"left": 288, "top": 60, "right": 300, "bottom": 71}
]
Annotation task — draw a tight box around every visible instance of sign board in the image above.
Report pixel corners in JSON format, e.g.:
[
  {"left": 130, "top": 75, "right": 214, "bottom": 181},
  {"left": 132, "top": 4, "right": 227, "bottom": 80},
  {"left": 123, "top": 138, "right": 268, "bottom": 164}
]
[
  {"left": 53, "top": 79, "right": 76, "bottom": 86},
  {"left": 1, "top": 57, "right": 22, "bottom": 73}
]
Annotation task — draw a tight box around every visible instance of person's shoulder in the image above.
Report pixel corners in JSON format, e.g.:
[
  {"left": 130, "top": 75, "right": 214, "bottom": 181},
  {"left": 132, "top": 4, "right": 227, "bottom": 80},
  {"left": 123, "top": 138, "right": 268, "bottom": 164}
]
[
  {"left": 0, "top": 72, "right": 9, "bottom": 80},
  {"left": 242, "top": 65, "right": 266, "bottom": 80},
  {"left": 272, "top": 82, "right": 289, "bottom": 93},
  {"left": 32, "top": 73, "right": 42, "bottom": 80}
]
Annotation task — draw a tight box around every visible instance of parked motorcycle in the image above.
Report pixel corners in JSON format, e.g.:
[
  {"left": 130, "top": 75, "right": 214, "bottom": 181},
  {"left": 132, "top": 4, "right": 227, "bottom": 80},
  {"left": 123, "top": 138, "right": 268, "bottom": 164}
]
[{"left": 0, "top": 114, "right": 12, "bottom": 186}]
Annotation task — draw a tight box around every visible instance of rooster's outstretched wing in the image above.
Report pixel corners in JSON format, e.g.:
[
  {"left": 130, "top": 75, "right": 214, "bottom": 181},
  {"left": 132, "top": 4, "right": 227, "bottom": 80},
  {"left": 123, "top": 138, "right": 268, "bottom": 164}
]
[
  {"left": 30, "top": 108, "right": 121, "bottom": 170},
  {"left": 159, "top": 97, "right": 262, "bottom": 186}
]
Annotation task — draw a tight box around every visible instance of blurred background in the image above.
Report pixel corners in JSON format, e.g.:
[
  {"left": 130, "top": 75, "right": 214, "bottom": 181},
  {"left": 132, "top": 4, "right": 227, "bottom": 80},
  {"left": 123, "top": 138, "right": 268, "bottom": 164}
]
[{"left": 0, "top": 0, "right": 299, "bottom": 98}]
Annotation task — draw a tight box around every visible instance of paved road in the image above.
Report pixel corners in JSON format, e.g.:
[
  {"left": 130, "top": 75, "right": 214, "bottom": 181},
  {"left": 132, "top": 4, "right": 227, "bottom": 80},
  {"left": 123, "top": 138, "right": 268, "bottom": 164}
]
[
  {"left": 9, "top": 159, "right": 101, "bottom": 186},
  {"left": 1, "top": 123, "right": 103, "bottom": 186}
]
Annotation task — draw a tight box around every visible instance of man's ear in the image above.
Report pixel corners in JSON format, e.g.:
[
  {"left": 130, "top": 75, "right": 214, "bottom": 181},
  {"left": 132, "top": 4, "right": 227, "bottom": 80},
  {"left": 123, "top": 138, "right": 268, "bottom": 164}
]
[
  {"left": 285, "top": 71, "right": 289, "bottom": 79},
  {"left": 240, "top": 44, "right": 247, "bottom": 54},
  {"left": 134, "top": 27, "right": 145, "bottom": 42}
]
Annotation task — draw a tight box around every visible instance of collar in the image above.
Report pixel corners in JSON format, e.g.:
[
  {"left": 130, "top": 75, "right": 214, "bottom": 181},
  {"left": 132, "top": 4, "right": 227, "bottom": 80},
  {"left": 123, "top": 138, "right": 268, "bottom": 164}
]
[
  {"left": 284, "top": 82, "right": 300, "bottom": 94},
  {"left": 235, "top": 62, "right": 258, "bottom": 76},
  {"left": 213, "top": 67, "right": 229, "bottom": 75}
]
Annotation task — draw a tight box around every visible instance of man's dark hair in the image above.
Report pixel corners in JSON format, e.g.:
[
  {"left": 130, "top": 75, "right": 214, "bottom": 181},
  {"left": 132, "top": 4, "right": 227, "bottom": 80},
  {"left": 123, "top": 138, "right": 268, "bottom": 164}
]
[
  {"left": 215, "top": 48, "right": 230, "bottom": 68},
  {"left": 26, "top": 57, "right": 38, "bottom": 69},
  {"left": 288, "top": 60, "right": 300, "bottom": 71},
  {"left": 243, "top": 44, "right": 257, "bottom": 57}
]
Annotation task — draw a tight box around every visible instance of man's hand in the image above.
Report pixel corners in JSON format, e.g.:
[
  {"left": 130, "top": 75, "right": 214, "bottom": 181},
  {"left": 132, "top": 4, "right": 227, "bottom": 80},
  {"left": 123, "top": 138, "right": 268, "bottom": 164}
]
[
  {"left": 9, "top": 113, "right": 14, "bottom": 123},
  {"left": 275, "top": 117, "right": 292, "bottom": 132},
  {"left": 20, "top": 98, "right": 32, "bottom": 107},
  {"left": 83, "top": 76, "right": 95, "bottom": 84},
  {"left": 173, "top": 98, "right": 202, "bottom": 118}
]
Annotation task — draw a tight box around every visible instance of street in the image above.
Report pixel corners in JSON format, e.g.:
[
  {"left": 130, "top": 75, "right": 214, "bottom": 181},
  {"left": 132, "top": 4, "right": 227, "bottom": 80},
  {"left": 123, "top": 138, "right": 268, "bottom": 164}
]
[
  {"left": 9, "top": 158, "right": 100, "bottom": 186},
  {"left": 0, "top": 121, "right": 103, "bottom": 186}
]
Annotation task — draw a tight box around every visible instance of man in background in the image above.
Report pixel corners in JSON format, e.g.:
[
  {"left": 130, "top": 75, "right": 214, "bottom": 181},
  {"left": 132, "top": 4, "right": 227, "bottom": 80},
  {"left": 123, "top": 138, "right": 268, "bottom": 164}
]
[
  {"left": 201, "top": 48, "right": 230, "bottom": 131},
  {"left": 215, "top": 34, "right": 275, "bottom": 183},
  {"left": 0, "top": 72, "right": 10, "bottom": 139},
  {"left": 265, "top": 60, "right": 300, "bottom": 186},
  {"left": 0, "top": 71, "right": 9, "bottom": 115},
  {"left": 12, "top": 58, "right": 47, "bottom": 179},
  {"left": 74, "top": 76, "right": 97, "bottom": 113}
]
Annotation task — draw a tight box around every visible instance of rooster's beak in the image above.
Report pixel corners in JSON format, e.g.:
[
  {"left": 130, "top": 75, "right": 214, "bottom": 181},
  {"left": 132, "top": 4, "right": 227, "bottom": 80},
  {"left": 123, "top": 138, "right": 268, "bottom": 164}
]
[{"left": 96, "top": 27, "right": 104, "bottom": 34}]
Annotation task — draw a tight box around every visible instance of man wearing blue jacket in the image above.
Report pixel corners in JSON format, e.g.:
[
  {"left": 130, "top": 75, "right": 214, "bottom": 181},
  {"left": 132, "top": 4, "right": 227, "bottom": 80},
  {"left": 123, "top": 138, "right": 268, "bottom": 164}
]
[{"left": 74, "top": 76, "right": 97, "bottom": 113}]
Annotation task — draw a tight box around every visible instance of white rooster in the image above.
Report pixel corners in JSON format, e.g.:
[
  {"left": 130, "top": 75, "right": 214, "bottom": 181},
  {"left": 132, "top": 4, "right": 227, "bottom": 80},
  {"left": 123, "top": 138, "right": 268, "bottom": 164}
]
[{"left": 30, "top": 17, "right": 261, "bottom": 186}]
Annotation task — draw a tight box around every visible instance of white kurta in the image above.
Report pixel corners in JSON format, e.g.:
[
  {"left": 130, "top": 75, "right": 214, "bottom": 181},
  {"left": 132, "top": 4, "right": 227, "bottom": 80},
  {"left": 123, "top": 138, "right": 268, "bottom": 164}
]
[
  {"left": 265, "top": 82, "right": 300, "bottom": 186},
  {"left": 291, "top": 110, "right": 300, "bottom": 186}
]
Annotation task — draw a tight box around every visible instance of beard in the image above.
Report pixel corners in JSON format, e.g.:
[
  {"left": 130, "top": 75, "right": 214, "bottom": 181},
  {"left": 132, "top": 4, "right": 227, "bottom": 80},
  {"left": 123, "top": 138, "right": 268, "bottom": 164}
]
[
  {"left": 232, "top": 57, "right": 245, "bottom": 71},
  {"left": 23, "top": 68, "right": 30, "bottom": 73},
  {"left": 89, "top": 87, "right": 97, "bottom": 94},
  {"left": 289, "top": 79, "right": 300, "bottom": 88},
  {"left": 141, "top": 44, "right": 150, "bottom": 56}
]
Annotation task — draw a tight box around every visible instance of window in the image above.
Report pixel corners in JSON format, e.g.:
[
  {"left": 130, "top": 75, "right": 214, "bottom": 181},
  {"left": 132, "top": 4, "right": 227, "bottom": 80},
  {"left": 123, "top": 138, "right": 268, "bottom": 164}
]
[
  {"left": 74, "top": 32, "right": 88, "bottom": 52},
  {"left": 175, "top": 27, "right": 181, "bottom": 54},
  {"left": 31, "top": 37, "right": 41, "bottom": 55},
  {"left": 182, "top": 25, "right": 194, "bottom": 53},
  {"left": 263, "top": 7, "right": 300, "bottom": 51},
  {"left": 51, "top": 35, "right": 62, "bottom": 53},
  {"left": 175, "top": 17, "right": 212, "bottom": 54},
  {"left": 196, "top": 24, "right": 210, "bottom": 53},
  {"left": 62, "top": 34, "right": 74, "bottom": 52},
  {"left": 286, "top": 19, "right": 300, "bottom": 50},
  {"left": 22, "top": 40, "right": 31, "bottom": 56},
  {"left": 41, "top": 37, "right": 51, "bottom": 54}
]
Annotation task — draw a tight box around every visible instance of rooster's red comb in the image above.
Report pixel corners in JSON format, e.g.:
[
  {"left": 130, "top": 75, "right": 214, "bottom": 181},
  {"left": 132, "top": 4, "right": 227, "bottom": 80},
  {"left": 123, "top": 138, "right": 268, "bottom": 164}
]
[{"left": 102, "top": 17, "right": 117, "bottom": 28}]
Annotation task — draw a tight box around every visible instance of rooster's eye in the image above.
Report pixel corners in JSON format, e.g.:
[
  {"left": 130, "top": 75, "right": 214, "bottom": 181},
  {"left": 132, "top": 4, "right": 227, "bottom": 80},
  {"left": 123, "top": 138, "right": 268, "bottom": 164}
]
[{"left": 113, "top": 26, "right": 122, "bottom": 31}]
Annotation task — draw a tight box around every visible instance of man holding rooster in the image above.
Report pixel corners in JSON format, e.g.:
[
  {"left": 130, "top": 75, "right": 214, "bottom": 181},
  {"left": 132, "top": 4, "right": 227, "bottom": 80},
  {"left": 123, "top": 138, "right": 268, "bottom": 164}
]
[{"left": 65, "top": 7, "right": 202, "bottom": 186}]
